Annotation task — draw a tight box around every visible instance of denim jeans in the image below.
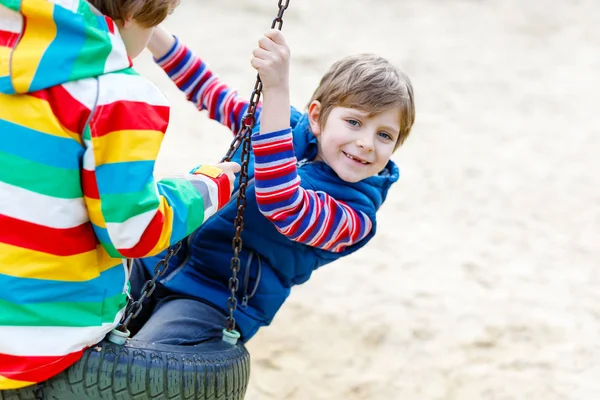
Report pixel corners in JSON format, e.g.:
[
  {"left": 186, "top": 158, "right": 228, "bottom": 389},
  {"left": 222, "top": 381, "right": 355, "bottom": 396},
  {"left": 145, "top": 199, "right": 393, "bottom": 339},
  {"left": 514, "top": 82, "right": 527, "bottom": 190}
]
[{"left": 127, "top": 259, "right": 227, "bottom": 345}]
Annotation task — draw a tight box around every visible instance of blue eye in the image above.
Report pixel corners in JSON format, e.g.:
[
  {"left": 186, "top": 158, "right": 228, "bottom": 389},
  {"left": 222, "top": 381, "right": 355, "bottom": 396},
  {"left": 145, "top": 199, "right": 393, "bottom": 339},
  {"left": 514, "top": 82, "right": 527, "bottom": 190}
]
[
  {"left": 378, "top": 132, "right": 393, "bottom": 141},
  {"left": 346, "top": 119, "right": 360, "bottom": 127}
]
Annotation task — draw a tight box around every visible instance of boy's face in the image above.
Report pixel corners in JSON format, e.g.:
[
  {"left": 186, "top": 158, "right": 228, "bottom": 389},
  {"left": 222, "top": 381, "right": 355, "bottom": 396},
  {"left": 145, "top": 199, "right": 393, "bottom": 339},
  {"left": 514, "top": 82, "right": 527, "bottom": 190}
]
[
  {"left": 309, "top": 103, "right": 401, "bottom": 183},
  {"left": 116, "top": 19, "right": 155, "bottom": 59}
]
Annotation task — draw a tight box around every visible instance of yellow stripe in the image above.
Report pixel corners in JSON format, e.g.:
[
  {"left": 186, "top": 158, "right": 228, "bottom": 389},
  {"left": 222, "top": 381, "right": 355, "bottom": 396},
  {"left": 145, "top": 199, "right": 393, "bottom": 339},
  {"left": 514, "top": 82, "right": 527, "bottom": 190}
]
[
  {"left": 0, "top": 375, "right": 35, "bottom": 390},
  {"left": 0, "top": 243, "right": 120, "bottom": 282},
  {"left": 85, "top": 196, "right": 106, "bottom": 229},
  {"left": 93, "top": 130, "right": 164, "bottom": 165},
  {"left": 147, "top": 197, "right": 174, "bottom": 256},
  {"left": 0, "top": 93, "right": 82, "bottom": 144},
  {"left": 11, "top": 0, "right": 56, "bottom": 93},
  {"left": 0, "top": 46, "right": 11, "bottom": 77}
]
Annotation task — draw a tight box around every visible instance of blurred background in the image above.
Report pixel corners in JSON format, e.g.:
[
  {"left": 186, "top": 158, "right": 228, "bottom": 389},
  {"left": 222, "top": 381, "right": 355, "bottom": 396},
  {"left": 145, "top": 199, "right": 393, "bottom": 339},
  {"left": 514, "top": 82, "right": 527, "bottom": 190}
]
[{"left": 133, "top": 0, "right": 600, "bottom": 399}]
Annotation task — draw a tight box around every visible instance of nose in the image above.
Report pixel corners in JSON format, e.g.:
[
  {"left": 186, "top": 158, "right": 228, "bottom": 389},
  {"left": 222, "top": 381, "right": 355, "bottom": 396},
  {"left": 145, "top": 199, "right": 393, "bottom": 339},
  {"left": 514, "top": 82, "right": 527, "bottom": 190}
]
[{"left": 356, "top": 135, "right": 374, "bottom": 152}]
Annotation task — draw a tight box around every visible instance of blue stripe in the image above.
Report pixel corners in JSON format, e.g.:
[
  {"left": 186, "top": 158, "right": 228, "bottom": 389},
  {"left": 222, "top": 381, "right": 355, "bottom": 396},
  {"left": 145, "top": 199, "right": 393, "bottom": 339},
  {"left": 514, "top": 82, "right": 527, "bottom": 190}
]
[
  {"left": 0, "top": 120, "right": 83, "bottom": 169},
  {"left": 157, "top": 180, "right": 189, "bottom": 245},
  {"left": 0, "top": 76, "right": 15, "bottom": 94},
  {"left": 95, "top": 160, "right": 154, "bottom": 194},
  {"left": 0, "top": 265, "right": 124, "bottom": 305},
  {"left": 92, "top": 222, "right": 111, "bottom": 244},
  {"left": 95, "top": 15, "right": 108, "bottom": 31},
  {"left": 30, "top": 6, "right": 87, "bottom": 92}
]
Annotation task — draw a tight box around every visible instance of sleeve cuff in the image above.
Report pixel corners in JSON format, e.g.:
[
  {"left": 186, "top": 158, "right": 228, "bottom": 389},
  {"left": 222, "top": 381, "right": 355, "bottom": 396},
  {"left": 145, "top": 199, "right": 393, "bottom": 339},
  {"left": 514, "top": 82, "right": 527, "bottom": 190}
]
[{"left": 154, "top": 35, "right": 181, "bottom": 66}]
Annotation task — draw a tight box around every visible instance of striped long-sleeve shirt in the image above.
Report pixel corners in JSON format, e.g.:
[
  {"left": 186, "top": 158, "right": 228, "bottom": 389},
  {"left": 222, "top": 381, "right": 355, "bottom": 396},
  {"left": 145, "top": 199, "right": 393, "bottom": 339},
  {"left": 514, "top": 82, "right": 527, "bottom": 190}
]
[
  {"left": 0, "top": 1, "right": 229, "bottom": 389},
  {"left": 157, "top": 38, "right": 373, "bottom": 252}
]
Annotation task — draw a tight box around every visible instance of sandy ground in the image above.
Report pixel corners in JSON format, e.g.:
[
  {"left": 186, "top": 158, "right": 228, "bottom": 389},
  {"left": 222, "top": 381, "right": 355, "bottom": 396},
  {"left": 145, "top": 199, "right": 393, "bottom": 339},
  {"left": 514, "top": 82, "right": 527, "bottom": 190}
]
[{"left": 133, "top": 0, "right": 600, "bottom": 399}]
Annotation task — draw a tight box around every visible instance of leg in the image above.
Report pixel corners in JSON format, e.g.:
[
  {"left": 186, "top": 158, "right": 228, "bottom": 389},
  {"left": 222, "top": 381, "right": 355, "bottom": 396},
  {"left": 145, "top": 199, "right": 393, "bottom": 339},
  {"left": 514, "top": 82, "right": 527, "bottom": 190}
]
[{"left": 132, "top": 296, "right": 227, "bottom": 345}]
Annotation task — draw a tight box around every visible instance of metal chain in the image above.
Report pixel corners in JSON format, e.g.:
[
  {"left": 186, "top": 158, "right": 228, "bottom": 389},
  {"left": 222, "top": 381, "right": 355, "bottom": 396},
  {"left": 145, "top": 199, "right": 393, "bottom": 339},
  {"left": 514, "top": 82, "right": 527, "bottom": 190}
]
[
  {"left": 117, "top": 242, "right": 182, "bottom": 332},
  {"left": 223, "top": 0, "right": 290, "bottom": 332},
  {"left": 115, "top": 0, "right": 291, "bottom": 335}
]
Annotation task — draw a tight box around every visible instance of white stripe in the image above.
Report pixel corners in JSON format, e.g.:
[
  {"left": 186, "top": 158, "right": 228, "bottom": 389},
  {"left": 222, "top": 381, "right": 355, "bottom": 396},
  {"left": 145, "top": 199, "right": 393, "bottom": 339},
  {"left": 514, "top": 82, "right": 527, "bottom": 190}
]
[
  {"left": 104, "top": 30, "right": 129, "bottom": 74},
  {"left": 82, "top": 139, "right": 96, "bottom": 170},
  {"left": 0, "top": 4, "right": 23, "bottom": 33},
  {"left": 0, "top": 309, "right": 124, "bottom": 357},
  {"left": 97, "top": 73, "right": 169, "bottom": 107},
  {"left": 181, "top": 174, "right": 219, "bottom": 218},
  {"left": 62, "top": 77, "right": 98, "bottom": 110},
  {"left": 105, "top": 207, "right": 157, "bottom": 249},
  {"left": 0, "top": 181, "right": 88, "bottom": 229},
  {"left": 50, "top": 0, "right": 79, "bottom": 12}
]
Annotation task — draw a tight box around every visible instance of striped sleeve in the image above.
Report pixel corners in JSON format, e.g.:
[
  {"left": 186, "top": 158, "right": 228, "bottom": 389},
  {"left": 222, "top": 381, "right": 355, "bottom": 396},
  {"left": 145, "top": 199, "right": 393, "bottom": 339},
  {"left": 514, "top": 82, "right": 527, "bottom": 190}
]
[
  {"left": 154, "top": 36, "right": 256, "bottom": 135},
  {"left": 83, "top": 71, "right": 230, "bottom": 259},
  {"left": 252, "top": 129, "right": 373, "bottom": 253}
]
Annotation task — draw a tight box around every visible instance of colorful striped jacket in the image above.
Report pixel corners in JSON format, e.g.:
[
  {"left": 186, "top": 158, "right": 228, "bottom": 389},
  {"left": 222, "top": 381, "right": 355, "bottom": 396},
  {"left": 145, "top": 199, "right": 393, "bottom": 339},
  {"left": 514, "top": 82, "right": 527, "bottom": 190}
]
[{"left": 0, "top": 0, "right": 229, "bottom": 389}]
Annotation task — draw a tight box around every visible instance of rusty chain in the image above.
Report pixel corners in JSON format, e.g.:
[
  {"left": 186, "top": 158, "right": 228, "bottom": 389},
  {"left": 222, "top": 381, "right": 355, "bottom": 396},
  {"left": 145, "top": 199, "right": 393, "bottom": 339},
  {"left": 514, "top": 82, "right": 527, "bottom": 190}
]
[
  {"left": 117, "top": 242, "right": 181, "bottom": 332},
  {"left": 222, "top": 0, "right": 290, "bottom": 333},
  {"left": 117, "top": 0, "right": 290, "bottom": 336}
]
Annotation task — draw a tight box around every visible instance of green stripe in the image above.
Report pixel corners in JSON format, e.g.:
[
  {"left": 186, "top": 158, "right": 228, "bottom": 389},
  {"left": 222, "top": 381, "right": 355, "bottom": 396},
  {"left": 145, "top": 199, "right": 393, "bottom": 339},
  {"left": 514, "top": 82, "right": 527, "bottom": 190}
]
[
  {"left": 0, "top": 0, "right": 20, "bottom": 12},
  {"left": 70, "top": 0, "right": 112, "bottom": 81},
  {"left": 0, "top": 150, "right": 83, "bottom": 198},
  {"left": 0, "top": 292, "right": 126, "bottom": 327},
  {"left": 159, "top": 178, "right": 206, "bottom": 237},
  {"left": 100, "top": 180, "right": 159, "bottom": 223}
]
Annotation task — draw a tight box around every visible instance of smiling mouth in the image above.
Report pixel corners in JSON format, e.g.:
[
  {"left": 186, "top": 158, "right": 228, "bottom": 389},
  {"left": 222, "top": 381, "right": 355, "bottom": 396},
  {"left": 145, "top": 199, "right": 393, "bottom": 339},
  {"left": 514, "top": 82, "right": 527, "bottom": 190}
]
[{"left": 343, "top": 151, "right": 370, "bottom": 165}]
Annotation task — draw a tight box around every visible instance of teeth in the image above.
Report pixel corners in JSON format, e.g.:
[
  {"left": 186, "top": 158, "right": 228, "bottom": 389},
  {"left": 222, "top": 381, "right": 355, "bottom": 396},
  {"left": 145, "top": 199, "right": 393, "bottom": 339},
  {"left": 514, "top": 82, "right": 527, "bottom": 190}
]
[{"left": 345, "top": 152, "right": 368, "bottom": 164}]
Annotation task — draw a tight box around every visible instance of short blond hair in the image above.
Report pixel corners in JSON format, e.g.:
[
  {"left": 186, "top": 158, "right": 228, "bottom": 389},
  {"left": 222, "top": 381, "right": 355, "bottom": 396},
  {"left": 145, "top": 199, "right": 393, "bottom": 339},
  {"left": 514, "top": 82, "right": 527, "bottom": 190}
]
[
  {"left": 309, "top": 54, "right": 415, "bottom": 148},
  {"left": 88, "top": 0, "right": 179, "bottom": 28}
]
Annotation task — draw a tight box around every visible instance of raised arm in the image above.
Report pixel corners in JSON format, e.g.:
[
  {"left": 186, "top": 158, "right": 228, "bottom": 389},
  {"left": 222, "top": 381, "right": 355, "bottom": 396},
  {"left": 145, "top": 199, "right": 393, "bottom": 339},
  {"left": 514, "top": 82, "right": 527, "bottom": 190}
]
[
  {"left": 250, "top": 30, "right": 373, "bottom": 252},
  {"left": 83, "top": 71, "right": 238, "bottom": 258},
  {"left": 147, "top": 25, "right": 255, "bottom": 135}
]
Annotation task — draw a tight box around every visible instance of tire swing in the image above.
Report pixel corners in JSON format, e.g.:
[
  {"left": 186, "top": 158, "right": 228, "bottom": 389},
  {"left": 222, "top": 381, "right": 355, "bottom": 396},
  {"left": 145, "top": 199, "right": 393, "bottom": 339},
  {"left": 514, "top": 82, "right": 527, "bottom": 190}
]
[{"left": 0, "top": 2, "right": 290, "bottom": 399}]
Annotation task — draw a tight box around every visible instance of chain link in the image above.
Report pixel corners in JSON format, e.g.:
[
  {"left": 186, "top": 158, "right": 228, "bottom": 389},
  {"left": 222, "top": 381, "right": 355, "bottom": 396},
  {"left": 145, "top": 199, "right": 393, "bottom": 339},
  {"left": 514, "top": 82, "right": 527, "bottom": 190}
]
[
  {"left": 117, "top": 242, "right": 182, "bottom": 332},
  {"left": 222, "top": 0, "right": 290, "bottom": 332}
]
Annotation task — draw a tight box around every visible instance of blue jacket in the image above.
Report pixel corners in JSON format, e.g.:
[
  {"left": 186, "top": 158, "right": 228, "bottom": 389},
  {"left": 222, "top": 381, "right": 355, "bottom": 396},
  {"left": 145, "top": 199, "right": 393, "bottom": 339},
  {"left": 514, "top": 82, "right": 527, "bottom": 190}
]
[{"left": 141, "top": 107, "right": 399, "bottom": 340}]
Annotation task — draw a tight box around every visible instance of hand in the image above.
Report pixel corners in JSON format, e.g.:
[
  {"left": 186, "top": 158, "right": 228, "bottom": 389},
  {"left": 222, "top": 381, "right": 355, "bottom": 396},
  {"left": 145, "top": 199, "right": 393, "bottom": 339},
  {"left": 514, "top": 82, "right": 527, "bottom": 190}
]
[
  {"left": 250, "top": 29, "right": 290, "bottom": 92},
  {"left": 214, "top": 161, "right": 241, "bottom": 193}
]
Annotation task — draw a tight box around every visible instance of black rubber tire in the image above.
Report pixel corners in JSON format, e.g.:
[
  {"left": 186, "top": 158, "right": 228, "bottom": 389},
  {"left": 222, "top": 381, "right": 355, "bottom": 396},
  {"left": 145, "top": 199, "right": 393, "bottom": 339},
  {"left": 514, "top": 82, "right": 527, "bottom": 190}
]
[{"left": 0, "top": 338, "right": 250, "bottom": 400}]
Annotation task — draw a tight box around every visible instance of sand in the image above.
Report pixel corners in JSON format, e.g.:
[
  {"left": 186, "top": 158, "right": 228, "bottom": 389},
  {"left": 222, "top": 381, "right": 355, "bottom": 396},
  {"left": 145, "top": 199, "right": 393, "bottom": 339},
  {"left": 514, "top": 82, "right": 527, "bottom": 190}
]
[{"left": 132, "top": 0, "right": 600, "bottom": 398}]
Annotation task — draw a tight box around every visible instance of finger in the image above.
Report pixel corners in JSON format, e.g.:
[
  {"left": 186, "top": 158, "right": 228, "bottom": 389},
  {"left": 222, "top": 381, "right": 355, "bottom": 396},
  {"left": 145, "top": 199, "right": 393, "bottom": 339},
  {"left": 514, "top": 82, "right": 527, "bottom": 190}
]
[
  {"left": 223, "top": 161, "right": 241, "bottom": 173},
  {"left": 264, "top": 29, "right": 286, "bottom": 45},
  {"left": 258, "top": 35, "right": 276, "bottom": 51},
  {"left": 252, "top": 47, "right": 270, "bottom": 60}
]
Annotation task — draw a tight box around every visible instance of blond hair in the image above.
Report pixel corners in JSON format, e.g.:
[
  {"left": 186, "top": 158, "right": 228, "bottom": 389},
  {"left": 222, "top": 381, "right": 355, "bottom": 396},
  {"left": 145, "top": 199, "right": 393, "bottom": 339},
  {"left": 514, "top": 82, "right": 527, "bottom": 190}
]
[
  {"left": 88, "top": 0, "right": 180, "bottom": 28},
  {"left": 309, "top": 54, "right": 415, "bottom": 148}
]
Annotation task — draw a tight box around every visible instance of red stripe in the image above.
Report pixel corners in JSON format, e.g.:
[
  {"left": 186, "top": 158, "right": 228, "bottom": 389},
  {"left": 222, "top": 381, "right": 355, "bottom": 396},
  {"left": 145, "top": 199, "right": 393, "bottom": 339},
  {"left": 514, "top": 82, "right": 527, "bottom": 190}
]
[
  {"left": 0, "top": 349, "right": 84, "bottom": 383},
  {"left": 81, "top": 169, "right": 100, "bottom": 199},
  {"left": 105, "top": 16, "right": 114, "bottom": 34},
  {"left": 0, "top": 30, "right": 19, "bottom": 48},
  {"left": 91, "top": 102, "right": 169, "bottom": 138},
  {"left": 214, "top": 174, "right": 230, "bottom": 209},
  {"left": 0, "top": 214, "right": 97, "bottom": 256},
  {"left": 254, "top": 162, "right": 297, "bottom": 180},
  {"left": 30, "top": 85, "right": 90, "bottom": 135},
  {"left": 118, "top": 210, "right": 164, "bottom": 258}
]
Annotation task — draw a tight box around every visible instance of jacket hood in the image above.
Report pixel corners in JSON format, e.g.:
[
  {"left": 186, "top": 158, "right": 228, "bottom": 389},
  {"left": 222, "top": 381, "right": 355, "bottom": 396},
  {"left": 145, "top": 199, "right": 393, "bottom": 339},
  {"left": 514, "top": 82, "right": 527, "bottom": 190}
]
[{"left": 0, "top": 0, "right": 131, "bottom": 94}]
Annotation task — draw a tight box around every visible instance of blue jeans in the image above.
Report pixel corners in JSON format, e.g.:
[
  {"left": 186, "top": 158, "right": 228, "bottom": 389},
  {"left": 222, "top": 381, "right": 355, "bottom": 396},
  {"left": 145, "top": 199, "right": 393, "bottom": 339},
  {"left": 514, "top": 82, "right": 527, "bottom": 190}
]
[{"left": 127, "top": 259, "right": 227, "bottom": 345}]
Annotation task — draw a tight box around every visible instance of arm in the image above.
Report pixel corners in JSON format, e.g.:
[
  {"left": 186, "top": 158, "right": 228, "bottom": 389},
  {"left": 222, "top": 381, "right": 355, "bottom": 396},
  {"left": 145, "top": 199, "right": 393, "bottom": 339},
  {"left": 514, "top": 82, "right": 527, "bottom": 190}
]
[
  {"left": 83, "top": 71, "right": 237, "bottom": 258},
  {"left": 250, "top": 31, "right": 373, "bottom": 252},
  {"left": 252, "top": 130, "right": 373, "bottom": 252},
  {"left": 147, "top": 25, "right": 253, "bottom": 135}
]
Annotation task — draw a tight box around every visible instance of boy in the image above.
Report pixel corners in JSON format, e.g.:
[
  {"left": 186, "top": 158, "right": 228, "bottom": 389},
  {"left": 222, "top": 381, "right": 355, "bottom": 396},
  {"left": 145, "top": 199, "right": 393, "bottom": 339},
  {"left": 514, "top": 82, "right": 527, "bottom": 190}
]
[
  {"left": 0, "top": 0, "right": 238, "bottom": 389},
  {"left": 128, "top": 26, "right": 415, "bottom": 345}
]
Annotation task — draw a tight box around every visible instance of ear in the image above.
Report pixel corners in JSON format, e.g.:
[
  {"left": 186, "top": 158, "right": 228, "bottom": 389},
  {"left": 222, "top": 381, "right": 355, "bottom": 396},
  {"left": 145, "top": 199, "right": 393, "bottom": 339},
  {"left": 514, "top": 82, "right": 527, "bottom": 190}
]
[{"left": 307, "top": 100, "right": 322, "bottom": 137}]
